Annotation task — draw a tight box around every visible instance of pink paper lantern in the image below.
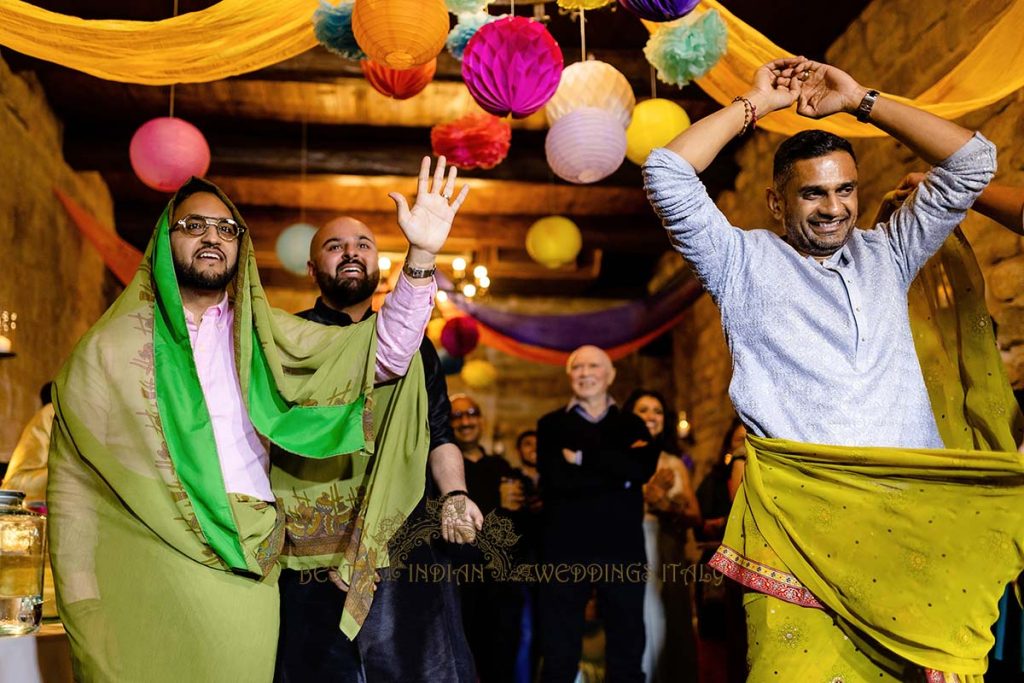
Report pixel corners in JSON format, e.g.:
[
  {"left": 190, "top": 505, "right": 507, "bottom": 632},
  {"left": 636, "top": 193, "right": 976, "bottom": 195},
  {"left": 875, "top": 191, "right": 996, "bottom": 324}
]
[
  {"left": 129, "top": 117, "right": 211, "bottom": 192},
  {"left": 461, "top": 16, "right": 564, "bottom": 119},
  {"left": 441, "top": 316, "right": 480, "bottom": 357},
  {"left": 545, "top": 107, "right": 627, "bottom": 184}
]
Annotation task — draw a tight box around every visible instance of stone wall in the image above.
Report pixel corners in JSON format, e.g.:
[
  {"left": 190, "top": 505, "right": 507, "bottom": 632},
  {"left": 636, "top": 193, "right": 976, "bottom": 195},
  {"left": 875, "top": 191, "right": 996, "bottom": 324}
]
[
  {"left": 662, "top": 0, "right": 1024, "bottom": 479},
  {"left": 0, "top": 57, "right": 118, "bottom": 463}
]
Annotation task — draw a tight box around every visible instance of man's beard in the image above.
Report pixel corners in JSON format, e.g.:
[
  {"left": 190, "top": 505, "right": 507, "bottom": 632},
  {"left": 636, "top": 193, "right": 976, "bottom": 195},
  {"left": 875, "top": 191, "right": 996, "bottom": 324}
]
[
  {"left": 316, "top": 264, "right": 380, "bottom": 309},
  {"left": 174, "top": 255, "right": 238, "bottom": 292}
]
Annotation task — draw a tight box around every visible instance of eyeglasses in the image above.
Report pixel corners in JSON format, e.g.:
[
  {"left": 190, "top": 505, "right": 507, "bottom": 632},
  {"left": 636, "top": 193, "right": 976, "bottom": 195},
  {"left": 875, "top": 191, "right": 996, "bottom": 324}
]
[
  {"left": 172, "top": 215, "right": 246, "bottom": 241},
  {"left": 450, "top": 408, "right": 481, "bottom": 420}
]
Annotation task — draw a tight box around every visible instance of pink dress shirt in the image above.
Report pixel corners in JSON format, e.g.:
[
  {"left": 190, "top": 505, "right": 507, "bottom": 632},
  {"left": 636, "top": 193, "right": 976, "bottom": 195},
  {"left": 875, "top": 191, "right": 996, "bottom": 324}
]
[{"left": 184, "top": 273, "right": 435, "bottom": 501}]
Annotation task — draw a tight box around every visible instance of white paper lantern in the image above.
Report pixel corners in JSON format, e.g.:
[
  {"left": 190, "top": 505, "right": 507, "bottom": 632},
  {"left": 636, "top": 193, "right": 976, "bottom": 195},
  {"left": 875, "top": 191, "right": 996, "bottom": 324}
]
[
  {"left": 276, "top": 223, "right": 317, "bottom": 276},
  {"left": 545, "top": 107, "right": 627, "bottom": 184},
  {"left": 545, "top": 60, "right": 635, "bottom": 129}
]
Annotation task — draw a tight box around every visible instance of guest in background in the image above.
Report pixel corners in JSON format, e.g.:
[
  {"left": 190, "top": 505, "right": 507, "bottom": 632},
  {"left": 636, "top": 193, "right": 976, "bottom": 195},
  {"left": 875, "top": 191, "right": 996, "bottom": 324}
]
[
  {"left": 623, "top": 389, "right": 701, "bottom": 683},
  {"left": 2, "top": 382, "right": 53, "bottom": 505}
]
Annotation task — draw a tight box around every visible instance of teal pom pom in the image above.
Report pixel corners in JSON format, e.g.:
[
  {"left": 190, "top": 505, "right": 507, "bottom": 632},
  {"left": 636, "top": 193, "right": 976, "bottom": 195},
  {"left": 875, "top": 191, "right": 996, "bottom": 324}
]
[
  {"left": 313, "top": 0, "right": 365, "bottom": 61},
  {"left": 446, "top": 0, "right": 491, "bottom": 12},
  {"left": 644, "top": 9, "right": 727, "bottom": 87},
  {"left": 446, "top": 12, "right": 500, "bottom": 61}
]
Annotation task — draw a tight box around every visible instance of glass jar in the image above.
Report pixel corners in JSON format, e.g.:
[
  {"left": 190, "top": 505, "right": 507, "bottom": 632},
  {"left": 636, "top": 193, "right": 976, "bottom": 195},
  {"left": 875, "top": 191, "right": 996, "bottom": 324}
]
[{"left": 0, "top": 490, "right": 46, "bottom": 636}]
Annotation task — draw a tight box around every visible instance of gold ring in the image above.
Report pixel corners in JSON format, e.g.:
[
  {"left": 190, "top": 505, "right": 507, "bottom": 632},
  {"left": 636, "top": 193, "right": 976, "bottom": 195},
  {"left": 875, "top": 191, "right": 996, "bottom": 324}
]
[{"left": 799, "top": 70, "right": 810, "bottom": 81}]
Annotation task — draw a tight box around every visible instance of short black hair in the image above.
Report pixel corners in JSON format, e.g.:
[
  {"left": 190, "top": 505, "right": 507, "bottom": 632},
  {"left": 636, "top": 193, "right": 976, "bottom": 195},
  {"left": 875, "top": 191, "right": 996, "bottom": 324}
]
[
  {"left": 773, "top": 130, "right": 856, "bottom": 188},
  {"left": 515, "top": 430, "right": 536, "bottom": 450}
]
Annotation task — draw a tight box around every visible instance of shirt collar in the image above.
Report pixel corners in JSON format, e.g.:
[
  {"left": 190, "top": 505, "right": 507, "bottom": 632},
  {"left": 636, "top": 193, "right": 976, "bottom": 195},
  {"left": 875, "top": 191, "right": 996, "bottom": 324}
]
[
  {"left": 311, "top": 297, "right": 373, "bottom": 327},
  {"left": 566, "top": 396, "right": 617, "bottom": 423},
  {"left": 183, "top": 292, "right": 230, "bottom": 327}
]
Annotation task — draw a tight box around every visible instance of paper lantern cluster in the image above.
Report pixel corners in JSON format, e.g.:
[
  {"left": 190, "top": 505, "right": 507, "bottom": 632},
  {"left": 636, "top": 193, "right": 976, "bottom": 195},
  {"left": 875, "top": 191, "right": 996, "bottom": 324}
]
[
  {"left": 361, "top": 58, "right": 437, "bottom": 99},
  {"left": 441, "top": 316, "right": 481, "bottom": 357},
  {"left": 461, "top": 359, "right": 498, "bottom": 389},
  {"left": 353, "top": 0, "right": 449, "bottom": 69},
  {"left": 546, "top": 107, "right": 628, "bottom": 184},
  {"left": 461, "top": 16, "right": 564, "bottom": 119},
  {"left": 526, "top": 216, "right": 582, "bottom": 268},
  {"left": 129, "top": 118, "right": 211, "bottom": 193},
  {"left": 431, "top": 113, "right": 512, "bottom": 170},
  {"left": 446, "top": 11, "right": 500, "bottom": 61},
  {"left": 617, "top": 0, "right": 699, "bottom": 22},
  {"left": 625, "top": 98, "right": 690, "bottom": 165},
  {"left": 312, "top": 0, "right": 365, "bottom": 61},
  {"left": 644, "top": 9, "right": 727, "bottom": 87},
  {"left": 276, "top": 224, "right": 317, "bottom": 277}
]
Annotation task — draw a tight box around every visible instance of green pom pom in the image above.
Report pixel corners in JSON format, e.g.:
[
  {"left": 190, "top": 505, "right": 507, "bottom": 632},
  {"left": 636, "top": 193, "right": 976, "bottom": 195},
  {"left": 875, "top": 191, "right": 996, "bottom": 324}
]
[
  {"left": 644, "top": 10, "right": 727, "bottom": 88},
  {"left": 446, "top": 12, "right": 500, "bottom": 61},
  {"left": 446, "top": 0, "right": 491, "bottom": 12},
  {"left": 312, "top": 0, "right": 365, "bottom": 61}
]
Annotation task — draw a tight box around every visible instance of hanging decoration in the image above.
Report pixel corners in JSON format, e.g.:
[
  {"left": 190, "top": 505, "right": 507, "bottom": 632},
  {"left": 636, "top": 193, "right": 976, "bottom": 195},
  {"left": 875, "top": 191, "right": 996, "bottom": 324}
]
[
  {"left": 644, "top": 9, "right": 727, "bottom": 87},
  {"left": 361, "top": 58, "right": 437, "bottom": 99},
  {"left": 276, "top": 223, "right": 317, "bottom": 276},
  {"left": 526, "top": 216, "right": 583, "bottom": 269},
  {"left": 441, "top": 316, "right": 481, "bottom": 357},
  {"left": 431, "top": 113, "right": 512, "bottom": 170},
  {"left": 427, "top": 317, "right": 447, "bottom": 347},
  {"left": 446, "top": 0, "right": 492, "bottom": 12},
  {"left": 545, "top": 60, "right": 635, "bottom": 129},
  {"left": 618, "top": 0, "right": 698, "bottom": 22},
  {"left": 556, "top": 0, "right": 615, "bottom": 9},
  {"left": 312, "top": 0, "right": 366, "bottom": 60},
  {"left": 446, "top": 11, "right": 500, "bottom": 62},
  {"left": 461, "top": 16, "right": 564, "bottom": 119},
  {"left": 545, "top": 107, "right": 627, "bottom": 184},
  {"left": 352, "top": 0, "right": 449, "bottom": 70},
  {"left": 625, "top": 98, "right": 690, "bottom": 164},
  {"left": 460, "top": 359, "right": 498, "bottom": 389},
  {"left": 129, "top": 117, "right": 211, "bottom": 192}
]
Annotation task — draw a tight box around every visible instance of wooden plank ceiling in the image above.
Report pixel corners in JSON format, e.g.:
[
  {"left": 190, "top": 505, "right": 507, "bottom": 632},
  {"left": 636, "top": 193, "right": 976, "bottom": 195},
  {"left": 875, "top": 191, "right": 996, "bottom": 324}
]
[{"left": 7, "top": 0, "right": 870, "bottom": 299}]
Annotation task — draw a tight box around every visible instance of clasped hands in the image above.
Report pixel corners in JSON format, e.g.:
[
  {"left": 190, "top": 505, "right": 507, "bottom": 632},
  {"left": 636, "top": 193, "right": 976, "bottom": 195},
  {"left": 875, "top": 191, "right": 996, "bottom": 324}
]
[{"left": 748, "top": 57, "right": 870, "bottom": 121}]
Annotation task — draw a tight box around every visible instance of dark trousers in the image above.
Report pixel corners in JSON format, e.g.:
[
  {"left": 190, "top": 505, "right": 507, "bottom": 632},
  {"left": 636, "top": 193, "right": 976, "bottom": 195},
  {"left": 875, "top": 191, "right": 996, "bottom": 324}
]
[
  {"left": 460, "top": 578, "right": 525, "bottom": 683},
  {"left": 538, "top": 579, "right": 646, "bottom": 683}
]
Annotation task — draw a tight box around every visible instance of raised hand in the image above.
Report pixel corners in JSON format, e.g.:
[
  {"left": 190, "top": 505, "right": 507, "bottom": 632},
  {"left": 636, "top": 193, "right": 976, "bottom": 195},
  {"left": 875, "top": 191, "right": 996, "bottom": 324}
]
[
  {"left": 748, "top": 57, "right": 804, "bottom": 114},
  {"left": 388, "top": 156, "right": 470, "bottom": 262},
  {"left": 788, "top": 59, "right": 867, "bottom": 119}
]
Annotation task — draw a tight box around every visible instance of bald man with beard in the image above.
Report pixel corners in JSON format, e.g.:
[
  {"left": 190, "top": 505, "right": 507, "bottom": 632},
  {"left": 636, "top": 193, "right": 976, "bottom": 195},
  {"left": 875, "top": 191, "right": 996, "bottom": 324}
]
[
  {"left": 536, "top": 345, "right": 660, "bottom": 683},
  {"left": 274, "top": 215, "right": 482, "bottom": 683}
]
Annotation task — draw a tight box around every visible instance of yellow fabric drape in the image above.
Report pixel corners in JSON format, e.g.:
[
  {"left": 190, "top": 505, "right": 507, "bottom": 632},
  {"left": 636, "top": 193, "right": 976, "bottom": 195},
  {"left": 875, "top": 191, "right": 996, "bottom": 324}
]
[
  {"left": 0, "top": 0, "right": 320, "bottom": 84},
  {"left": 644, "top": 0, "right": 1024, "bottom": 137}
]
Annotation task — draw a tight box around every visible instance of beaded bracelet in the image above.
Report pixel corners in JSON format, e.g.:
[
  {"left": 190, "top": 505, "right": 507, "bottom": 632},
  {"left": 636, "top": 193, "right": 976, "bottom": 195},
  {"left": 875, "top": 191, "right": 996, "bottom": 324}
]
[{"left": 732, "top": 96, "right": 758, "bottom": 135}]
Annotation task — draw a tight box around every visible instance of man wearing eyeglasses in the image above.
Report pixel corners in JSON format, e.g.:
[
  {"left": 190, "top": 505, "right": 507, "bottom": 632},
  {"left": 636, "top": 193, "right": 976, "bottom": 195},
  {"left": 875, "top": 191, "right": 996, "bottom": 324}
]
[{"left": 48, "top": 157, "right": 467, "bottom": 682}]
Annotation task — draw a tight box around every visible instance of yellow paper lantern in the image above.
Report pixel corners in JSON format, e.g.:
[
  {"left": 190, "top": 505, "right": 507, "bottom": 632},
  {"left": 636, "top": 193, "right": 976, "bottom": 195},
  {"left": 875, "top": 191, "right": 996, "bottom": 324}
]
[
  {"left": 427, "top": 317, "right": 446, "bottom": 346},
  {"left": 625, "top": 98, "right": 691, "bottom": 165},
  {"left": 556, "top": 0, "right": 615, "bottom": 9},
  {"left": 461, "top": 359, "right": 498, "bottom": 389},
  {"left": 526, "top": 216, "right": 583, "bottom": 268},
  {"left": 545, "top": 60, "right": 636, "bottom": 129},
  {"left": 353, "top": 0, "right": 450, "bottom": 70}
]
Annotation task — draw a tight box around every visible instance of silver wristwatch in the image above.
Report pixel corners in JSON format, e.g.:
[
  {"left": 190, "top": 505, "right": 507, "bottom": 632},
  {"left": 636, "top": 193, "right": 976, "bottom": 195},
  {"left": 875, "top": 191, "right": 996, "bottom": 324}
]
[
  {"left": 403, "top": 263, "right": 436, "bottom": 279},
  {"left": 855, "top": 89, "right": 880, "bottom": 123}
]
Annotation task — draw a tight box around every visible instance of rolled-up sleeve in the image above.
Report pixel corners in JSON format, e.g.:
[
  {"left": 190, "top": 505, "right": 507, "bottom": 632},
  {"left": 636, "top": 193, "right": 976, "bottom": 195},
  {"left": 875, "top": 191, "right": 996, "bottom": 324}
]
[{"left": 375, "top": 272, "right": 435, "bottom": 383}]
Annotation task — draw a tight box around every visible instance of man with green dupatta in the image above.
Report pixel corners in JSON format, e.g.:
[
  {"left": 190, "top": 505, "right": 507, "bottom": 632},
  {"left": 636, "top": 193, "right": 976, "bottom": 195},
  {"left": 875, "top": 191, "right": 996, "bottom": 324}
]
[
  {"left": 643, "top": 56, "right": 1024, "bottom": 681},
  {"left": 47, "top": 156, "right": 470, "bottom": 682}
]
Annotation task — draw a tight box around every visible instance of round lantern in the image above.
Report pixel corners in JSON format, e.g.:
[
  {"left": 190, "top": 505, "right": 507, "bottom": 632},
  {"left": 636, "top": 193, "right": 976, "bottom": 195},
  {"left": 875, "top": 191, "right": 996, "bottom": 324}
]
[
  {"left": 545, "top": 60, "right": 635, "bottom": 129},
  {"left": 545, "top": 107, "right": 627, "bottom": 184},
  {"left": 129, "top": 117, "right": 211, "bottom": 193},
  {"left": 438, "top": 348, "right": 465, "bottom": 376},
  {"left": 461, "top": 16, "right": 564, "bottom": 119},
  {"left": 441, "top": 316, "right": 480, "bottom": 357},
  {"left": 361, "top": 58, "right": 436, "bottom": 99},
  {"left": 427, "top": 317, "right": 447, "bottom": 346},
  {"left": 556, "top": 0, "right": 614, "bottom": 8},
  {"left": 625, "top": 98, "right": 690, "bottom": 165},
  {"left": 526, "top": 216, "right": 582, "bottom": 268},
  {"left": 461, "top": 359, "right": 497, "bottom": 389},
  {"left": 617, "top": 0, "right": 699, "bottom": 22},
  {"left": 431, "top": 113, "right": 512, "bottom": 170},
  {"left": 276, "top": 223, "right": 317, "bottom": 276},
  {"left": 353, "top": 0, "right": 449, "bottom": 70}
]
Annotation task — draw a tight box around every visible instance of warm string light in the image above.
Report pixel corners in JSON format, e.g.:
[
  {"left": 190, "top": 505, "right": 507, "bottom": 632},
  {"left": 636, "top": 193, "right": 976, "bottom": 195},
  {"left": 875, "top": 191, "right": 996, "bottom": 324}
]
[{"left": 450, "top": 257, "right": 490, "bottom": 299}]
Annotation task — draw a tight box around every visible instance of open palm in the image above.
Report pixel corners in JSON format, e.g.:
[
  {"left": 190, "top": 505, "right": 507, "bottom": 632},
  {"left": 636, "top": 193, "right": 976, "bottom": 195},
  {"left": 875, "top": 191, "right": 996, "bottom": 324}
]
[
  {"left": 794, "top": 60, "right": 864, "bottom": 119},
  {"left": 389, "top": 156, "right": 470, "bottom": 256}
]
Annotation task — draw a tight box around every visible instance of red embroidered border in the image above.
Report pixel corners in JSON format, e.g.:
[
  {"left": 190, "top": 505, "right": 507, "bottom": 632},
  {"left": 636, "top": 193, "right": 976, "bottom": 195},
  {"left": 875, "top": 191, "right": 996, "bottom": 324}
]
[
  {"left": 708, "top": 547, "right": 824, "bottom": 609},
  {"left": 923, "top": 670, "right": 956, "bottom": 683}
]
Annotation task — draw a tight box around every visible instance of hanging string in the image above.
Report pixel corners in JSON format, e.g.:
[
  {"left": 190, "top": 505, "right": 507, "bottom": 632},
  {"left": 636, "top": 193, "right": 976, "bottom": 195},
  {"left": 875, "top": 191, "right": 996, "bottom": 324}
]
[
  {"left": 579, "top": 8, "right": 586, "bottom": 62},
  {"left": 650, "top": 64, "right": 657, "bottom": 99},
  {"left": 299, "top": 117, "right": 308, "bottom": 225},
  {"left": 168, "top": 0, "right": 179, "bottom": 118},
  {"left": 510, "top": 0, "right": 515, "bottom": 16}
]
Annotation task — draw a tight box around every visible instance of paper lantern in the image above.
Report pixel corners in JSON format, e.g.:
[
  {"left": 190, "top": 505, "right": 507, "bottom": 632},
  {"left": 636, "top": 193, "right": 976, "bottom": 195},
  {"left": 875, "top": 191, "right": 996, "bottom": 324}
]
[
  {"left": 556, "top": 0, "right": 614, "bottom": 8},
  {"left": 625, "top": 98, "right": 690, "bottom": 165},
  {"left": 545, "top": 60, "right": 635, "bottom": 129},
  {"left": 441, "top": 316, "right": 480, "bottom": 357},
  {"left": 617, "top": 0, "right": 699, "bottom": 22},
  {"left": 545, "top": 107, "right": 627, "bottom": 184},
  {"left": 361, "top": 58, "right": 436, "bottom": 99},
  {"left": 431, "top": 113, "right": 511, "bottom": 170},
  {"left": 312, "top": 0, "right": 366, "bottom": 60},
  {"left": 644, "top": 9, "right": 727, "bottom": 87},
  {"left": 446, "top": 0, "right": 491, "bottom": 11},
  {"left": 276, "top": 223, "right": 317, "bottom": 276},
  {"left": 461, "top": 359, "right": 497, "bottom": 389},
  {"left": 461, "top": 16, "right": 563, "bottom": 119},
  {"left": 438, "top": 348, "right": 465, "bottom": 376},
  {"left": 526, "top": 216, "right": 582, "bottom": 268},
  {"left": 427, "top": 317, "right": 447, "bottom": 346},
  {"left": 129, "top": 117, "right": 211, "bottom": 193},
  {"left": 446, "top": 11, "right": 500, "bottom": 61},
  {"left": 352, "top": 0, "right": 449, "bottom": 69}
]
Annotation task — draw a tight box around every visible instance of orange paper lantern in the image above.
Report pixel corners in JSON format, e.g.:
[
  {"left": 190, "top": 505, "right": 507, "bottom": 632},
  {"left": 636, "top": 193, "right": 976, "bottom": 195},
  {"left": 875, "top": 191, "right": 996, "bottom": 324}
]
[
  {"left": 352, "top": 0, "right": 450, "bottom": 70},
  {"left": 361, "top": 58, "right": 437, "bottom": 99}
]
